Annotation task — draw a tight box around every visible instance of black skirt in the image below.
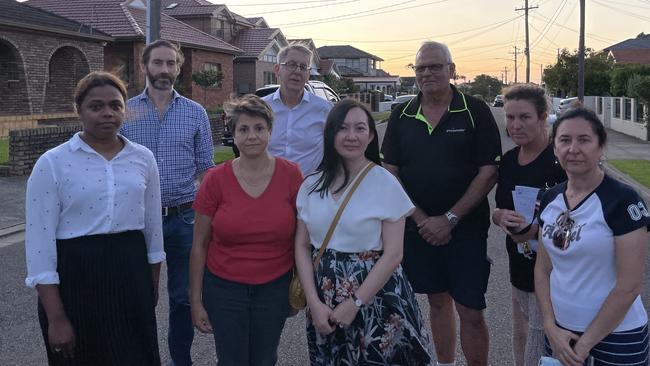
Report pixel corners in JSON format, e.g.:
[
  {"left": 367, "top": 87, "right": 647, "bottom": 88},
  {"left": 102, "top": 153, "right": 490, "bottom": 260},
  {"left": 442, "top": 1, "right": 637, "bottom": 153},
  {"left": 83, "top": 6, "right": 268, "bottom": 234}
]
[{"left": 38, "top": 230, "right": 161, "bottom": 366}]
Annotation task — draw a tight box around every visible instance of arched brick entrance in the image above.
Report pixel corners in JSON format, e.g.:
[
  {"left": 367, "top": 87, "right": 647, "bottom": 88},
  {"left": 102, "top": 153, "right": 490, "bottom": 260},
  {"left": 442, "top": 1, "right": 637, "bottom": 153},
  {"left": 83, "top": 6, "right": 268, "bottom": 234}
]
[
  {"left": 0, "top": 39, "right": 30, "bottom": 116},
  {"left": 43, "top": 46, "right": 90, "bottom": 113}
]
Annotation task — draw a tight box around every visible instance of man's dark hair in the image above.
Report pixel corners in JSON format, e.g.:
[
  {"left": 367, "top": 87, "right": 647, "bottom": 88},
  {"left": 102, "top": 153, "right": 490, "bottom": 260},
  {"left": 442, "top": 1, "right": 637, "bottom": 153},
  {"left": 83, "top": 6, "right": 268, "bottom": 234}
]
[{"left": 142, "top": 40, "right": 184, "bottom": 66}]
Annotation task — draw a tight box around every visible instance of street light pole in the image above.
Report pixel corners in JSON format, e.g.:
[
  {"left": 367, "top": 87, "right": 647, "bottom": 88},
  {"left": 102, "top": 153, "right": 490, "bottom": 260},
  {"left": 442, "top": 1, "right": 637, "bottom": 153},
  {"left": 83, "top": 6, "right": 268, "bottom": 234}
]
[
  {"left": 578, "top": 0, "right": 585, "bottom": 103},
  {"left": 146, "top": 0, "right": 161, "bottom": 44}
]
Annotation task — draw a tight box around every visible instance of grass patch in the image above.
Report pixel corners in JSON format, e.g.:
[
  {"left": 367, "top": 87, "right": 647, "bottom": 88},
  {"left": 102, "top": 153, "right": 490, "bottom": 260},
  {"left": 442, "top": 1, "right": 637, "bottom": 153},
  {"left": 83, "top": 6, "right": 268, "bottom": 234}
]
[
  {"left": 372, "top": 111, "right": 391, "bottom": 123},
  {"left": 0, "top": 139, "right": 8, "bottom": 165},
  {"left": 214, "top": 147, "right": 235, "bottom": 164},
  {"left": 608, "top": 159, "right": 650, "bottom": 189}
]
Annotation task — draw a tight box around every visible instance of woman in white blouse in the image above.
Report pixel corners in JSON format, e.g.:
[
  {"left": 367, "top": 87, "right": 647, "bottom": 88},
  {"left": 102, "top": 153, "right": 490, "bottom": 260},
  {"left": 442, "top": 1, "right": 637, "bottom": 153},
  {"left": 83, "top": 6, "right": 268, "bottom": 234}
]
[
  {"left": 25, "top": 71, "right": 165, "bottom": 365},
  {"left": 294, "top": 99, "right": 433, "bottom": 365}
]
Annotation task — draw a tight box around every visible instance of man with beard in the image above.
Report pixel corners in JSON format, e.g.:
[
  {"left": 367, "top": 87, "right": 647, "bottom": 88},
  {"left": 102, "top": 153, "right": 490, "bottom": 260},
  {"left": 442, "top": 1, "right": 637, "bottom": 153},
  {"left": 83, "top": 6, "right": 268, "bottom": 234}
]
[
  {"left": 121, "top": 40, "right": 214, "bottom": 366},
  {"left": 262, "top": 44, "right": 331, "bottom": 175},
  {"left": 381, "top": 41, "right": 501, "bottom": 366}
]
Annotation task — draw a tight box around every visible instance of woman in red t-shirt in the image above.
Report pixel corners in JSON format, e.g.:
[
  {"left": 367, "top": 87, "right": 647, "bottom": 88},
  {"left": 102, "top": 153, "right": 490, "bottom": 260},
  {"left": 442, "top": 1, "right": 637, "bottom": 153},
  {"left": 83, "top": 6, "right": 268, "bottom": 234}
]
[{"left": 189, "top": 95, "right": 303, "bottom": 366}]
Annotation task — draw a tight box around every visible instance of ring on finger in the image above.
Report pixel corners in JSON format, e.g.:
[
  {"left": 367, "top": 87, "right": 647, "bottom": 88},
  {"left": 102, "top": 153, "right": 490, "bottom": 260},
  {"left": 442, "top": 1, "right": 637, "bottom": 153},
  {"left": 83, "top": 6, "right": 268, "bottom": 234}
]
[{"left": 54, "top": 348, "right": 62, "bottom": 353}]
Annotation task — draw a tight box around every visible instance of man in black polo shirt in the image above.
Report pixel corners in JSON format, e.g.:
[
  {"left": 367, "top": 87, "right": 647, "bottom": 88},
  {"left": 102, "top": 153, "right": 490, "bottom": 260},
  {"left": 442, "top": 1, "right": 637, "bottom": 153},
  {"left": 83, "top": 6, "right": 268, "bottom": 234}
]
[{"left": 382, "top": 41, "right": 501, "bottom": 366}]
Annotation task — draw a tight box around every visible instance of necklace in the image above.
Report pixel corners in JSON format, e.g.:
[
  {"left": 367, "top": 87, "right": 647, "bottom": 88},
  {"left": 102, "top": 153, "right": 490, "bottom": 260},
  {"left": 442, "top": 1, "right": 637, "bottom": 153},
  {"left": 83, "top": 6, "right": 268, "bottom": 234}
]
[{"left": 235, "top": 158, "right": 274, "bottom": 187}]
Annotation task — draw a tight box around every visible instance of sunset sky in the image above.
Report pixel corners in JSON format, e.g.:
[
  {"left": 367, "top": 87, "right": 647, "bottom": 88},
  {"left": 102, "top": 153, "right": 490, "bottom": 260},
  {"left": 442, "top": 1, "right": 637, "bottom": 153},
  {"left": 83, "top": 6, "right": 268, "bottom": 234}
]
[{"left": 224, "top": 0, "right": 649, "bottom": 83}]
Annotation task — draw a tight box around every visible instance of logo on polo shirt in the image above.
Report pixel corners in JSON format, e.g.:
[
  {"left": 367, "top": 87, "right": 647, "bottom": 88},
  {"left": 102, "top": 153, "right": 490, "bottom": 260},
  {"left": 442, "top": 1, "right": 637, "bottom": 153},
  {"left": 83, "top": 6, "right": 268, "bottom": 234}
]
[{"left": 446, "top": 128, "right": 465, "bottom": 133}]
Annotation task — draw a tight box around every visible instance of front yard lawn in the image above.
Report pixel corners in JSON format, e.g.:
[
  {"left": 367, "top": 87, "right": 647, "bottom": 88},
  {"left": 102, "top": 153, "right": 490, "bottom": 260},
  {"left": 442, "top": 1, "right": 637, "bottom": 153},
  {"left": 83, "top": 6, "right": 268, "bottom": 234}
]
[
  {"left": 608, "top": 159, "right": 650, "bottom": 189},
  {"left": 214, "top": 147, "right": 235, "bottom": 164},
  {"left": 0, "top": 139, "right": 8, "bottom": 165}
]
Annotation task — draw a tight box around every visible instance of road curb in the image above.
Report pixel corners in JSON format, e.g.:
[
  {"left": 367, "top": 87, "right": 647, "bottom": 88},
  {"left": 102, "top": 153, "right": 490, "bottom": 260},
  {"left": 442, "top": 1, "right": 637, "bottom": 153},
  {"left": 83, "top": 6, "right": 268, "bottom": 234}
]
[{"left": 603, "top": 162, "right": 650, "bottom": 204}]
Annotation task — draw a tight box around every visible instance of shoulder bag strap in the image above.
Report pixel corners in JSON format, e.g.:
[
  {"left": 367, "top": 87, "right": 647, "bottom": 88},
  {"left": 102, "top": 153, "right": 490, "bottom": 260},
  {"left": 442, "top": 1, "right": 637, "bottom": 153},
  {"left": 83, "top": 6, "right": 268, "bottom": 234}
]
[{"left": 312, "top": 162, "right": 375, "bottom": 266}]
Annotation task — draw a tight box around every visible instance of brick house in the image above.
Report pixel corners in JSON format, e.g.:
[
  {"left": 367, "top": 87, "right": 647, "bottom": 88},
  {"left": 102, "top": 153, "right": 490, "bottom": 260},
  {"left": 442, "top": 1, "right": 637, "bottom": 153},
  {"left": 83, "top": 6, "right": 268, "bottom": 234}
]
[
  {"left": 160, "top": 0, "right": 288, "bottom": 94},
  {"left": 27, "top": 0, "right": 242, "bottom": 109},
  {"left": 317, "top": 45, "right": 400, "bottom": 94},
  {"left": 0, "top": 0, "right": 109, "bottom": 128},
  {"left": 602, "top": 33, "right": 650, "bottom": 65}
]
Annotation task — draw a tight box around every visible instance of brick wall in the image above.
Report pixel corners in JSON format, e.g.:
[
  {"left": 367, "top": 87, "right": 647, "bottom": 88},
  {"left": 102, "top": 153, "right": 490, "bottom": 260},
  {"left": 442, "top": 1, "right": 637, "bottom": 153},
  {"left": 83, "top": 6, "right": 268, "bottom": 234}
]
[
  {"left": 255, "top": 61, "right": 275, "bottom": 89},
  {"left": 4, "top": 126, "right": 81, "bottom": 176},
  {"left": 187, "top": 49, "right": 235, "bottom": 109},
  {"left": 209, "top": 114, "right": 226, "bottom": 145},
  {"left": 0, "top": 29, "right": 104, "bottom": 116}
]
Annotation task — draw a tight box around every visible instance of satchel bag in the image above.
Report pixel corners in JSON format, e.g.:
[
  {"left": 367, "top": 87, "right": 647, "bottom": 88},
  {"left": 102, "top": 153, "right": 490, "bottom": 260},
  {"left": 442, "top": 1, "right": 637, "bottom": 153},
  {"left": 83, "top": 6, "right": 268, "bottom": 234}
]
[{"left": 288, "top": 163, "right": 375, "bottom": 310}]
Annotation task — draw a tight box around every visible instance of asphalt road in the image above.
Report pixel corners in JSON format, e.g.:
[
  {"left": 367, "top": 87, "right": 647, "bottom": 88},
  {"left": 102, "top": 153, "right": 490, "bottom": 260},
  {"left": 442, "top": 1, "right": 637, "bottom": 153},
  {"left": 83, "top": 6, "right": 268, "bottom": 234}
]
[{"left": 2, "top": 107, "right": 649, "bottom": 365}]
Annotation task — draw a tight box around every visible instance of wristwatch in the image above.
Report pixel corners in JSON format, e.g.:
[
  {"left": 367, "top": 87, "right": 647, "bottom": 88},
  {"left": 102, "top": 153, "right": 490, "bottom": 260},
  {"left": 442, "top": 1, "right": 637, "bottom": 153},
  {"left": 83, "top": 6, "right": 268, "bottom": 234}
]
[
  {"left": 445, "top": 211, "right": 459, "bottom": 226},
  {"left": 351, "top": 293, "right": 364, "bottom": 308}
]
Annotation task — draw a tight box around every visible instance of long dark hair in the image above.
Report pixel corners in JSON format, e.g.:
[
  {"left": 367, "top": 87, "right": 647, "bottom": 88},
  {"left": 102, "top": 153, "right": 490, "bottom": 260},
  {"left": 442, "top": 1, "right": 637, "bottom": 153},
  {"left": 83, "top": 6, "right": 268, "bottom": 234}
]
[{"left": 310, "top": 99, "right": 381, "bottom": 197}]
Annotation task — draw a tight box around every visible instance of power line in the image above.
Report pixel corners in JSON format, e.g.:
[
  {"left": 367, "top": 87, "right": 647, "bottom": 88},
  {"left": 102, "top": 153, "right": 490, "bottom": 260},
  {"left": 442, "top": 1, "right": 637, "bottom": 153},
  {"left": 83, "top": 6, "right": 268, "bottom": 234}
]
[
  {"left": 515, "top": 0, "right": 539, "bottom": 82},
  {"left": 229, "top": 0, "right": 341, "bottom": 6},
  {"left": 591, "top": 0, "right": 650, "bottom": 22},
  {"left": 240, "top": 0, "right": 360, "bottom": 16},
  {"left": 530, "top": 0, "right": 566, "bottom": 49},
  {"left": 273, "top": 0, "right": 445, "bottom": 28},
  {"left": 530, "top": 13, "right": 617, "bottom": 43},
  {"left": 286, "top": 14, "right": 521, "bottom": 43}
]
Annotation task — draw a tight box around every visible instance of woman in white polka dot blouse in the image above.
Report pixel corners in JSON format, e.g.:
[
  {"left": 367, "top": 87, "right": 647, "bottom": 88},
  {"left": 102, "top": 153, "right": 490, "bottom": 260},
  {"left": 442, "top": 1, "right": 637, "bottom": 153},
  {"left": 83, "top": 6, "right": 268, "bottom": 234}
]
[{"left": 24, "top": 71, "right": 165, "bottom": 365}]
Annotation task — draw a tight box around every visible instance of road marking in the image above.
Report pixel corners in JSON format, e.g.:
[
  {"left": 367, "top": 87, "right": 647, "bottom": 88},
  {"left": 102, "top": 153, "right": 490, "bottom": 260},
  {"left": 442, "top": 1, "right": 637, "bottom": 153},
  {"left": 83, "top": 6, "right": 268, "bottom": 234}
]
[{"left": 0, "top": 231, "right": 24, "bottom": 248}]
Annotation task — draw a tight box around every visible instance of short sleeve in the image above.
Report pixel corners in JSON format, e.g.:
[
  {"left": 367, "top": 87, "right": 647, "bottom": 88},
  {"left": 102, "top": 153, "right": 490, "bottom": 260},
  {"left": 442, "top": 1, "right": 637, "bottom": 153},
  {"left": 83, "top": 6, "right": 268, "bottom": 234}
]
[
  {"left": 606, "top": 187, "right": 650, "bottom": 236},
  {"left": 296, "top": 175, "right": 317, "bottom": 222},
  {"left": 193, "top": 166, "right": 222, "bottom": 217},
  {"left": 376, "top": 168, "right": 415, "bottom": 222},
  {"left": 287, "top": 162, "right": 304, "bottom": 211},
  {"left": 472, "top": 101, "right": 502, "bottom": 166},
  {"left": 25, "top": 154, "right": 61, "bottom": 287},
  {"left": 380, "top": 108, "right": 402, "bottom": 166}
]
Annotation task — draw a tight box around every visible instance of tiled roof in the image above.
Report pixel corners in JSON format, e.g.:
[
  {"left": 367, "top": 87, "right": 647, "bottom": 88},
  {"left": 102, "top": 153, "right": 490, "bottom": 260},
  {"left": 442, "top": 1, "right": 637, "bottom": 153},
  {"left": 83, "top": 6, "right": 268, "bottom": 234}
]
[
  {"left": 317, "top": 45, "right": 383, "bottom": 61},
  {"left": 603, "top": 34, "right": 650, "bottom": 51},
  {"left": 0, "top": 0, "right": 110, "bottom": 39},
  {"left": 375, "top": 69, "right": 391, "bottom": 77},
  {"left": 161, "top": 0, "right": 223, "bottom": 17},
  {"left": 26, "top": 0, "right": 241, "bottom": 54},
  {"left": 232, "top": 12, "right": 253, "bottom": 26},
  {"left": 232, "top": 27, "right": 282, "bottom": 58},
  {"left": 609, "top": 49, "right": 650, "bottom": 64}
]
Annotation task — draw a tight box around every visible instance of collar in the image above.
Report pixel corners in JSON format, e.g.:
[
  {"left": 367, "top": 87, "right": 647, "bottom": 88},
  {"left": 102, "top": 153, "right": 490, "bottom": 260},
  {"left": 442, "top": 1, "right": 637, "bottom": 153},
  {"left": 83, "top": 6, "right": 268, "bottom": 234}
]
[
  {"left": 69, "top": 132, "right": 134, "bottom": 154},
  {"left": 135, "top": 88, "right": 181, "bottom": 105},
  {"left": 271, "top": 87, "right": 310, "bottom": 106},
  {"left": 400, "top": 84, "right": 474, "bottom": 133}
]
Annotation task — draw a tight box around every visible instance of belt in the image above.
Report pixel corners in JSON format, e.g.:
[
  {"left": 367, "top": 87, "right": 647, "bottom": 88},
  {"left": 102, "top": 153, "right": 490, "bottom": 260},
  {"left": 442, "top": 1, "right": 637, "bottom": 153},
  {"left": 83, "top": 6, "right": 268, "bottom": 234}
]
[{"left": 162, "top": 202, "right": 193, "bottom": 217}]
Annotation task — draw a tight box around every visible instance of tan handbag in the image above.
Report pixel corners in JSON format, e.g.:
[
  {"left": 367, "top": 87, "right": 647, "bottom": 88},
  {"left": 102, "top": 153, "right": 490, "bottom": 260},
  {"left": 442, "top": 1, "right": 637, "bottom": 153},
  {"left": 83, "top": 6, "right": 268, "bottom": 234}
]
[{"left": 289, "top": 163, "right": 375, "bottom": 310}]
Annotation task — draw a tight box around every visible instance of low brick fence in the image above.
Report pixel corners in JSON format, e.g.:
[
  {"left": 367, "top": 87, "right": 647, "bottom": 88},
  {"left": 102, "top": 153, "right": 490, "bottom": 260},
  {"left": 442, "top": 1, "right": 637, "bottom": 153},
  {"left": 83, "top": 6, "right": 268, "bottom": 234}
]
[
  {"left": 2, "top": 126, "right": 81, "bottom": 176},
  {"left": 1, "top": 116, "right": 226, "bottom": 177}
]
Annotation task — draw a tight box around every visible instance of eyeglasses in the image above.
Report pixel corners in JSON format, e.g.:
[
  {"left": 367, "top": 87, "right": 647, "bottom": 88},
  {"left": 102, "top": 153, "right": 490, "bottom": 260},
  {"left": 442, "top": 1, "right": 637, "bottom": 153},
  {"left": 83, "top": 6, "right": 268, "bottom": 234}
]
[
  {"left": 280, "top": 62, "right": 311, "bottom": 72},
  {"left": 553, "top": 209, "right": 575, "bottom": 250},
  {"left": 411, "top": 63, "right": 451, "bottom": 74}
]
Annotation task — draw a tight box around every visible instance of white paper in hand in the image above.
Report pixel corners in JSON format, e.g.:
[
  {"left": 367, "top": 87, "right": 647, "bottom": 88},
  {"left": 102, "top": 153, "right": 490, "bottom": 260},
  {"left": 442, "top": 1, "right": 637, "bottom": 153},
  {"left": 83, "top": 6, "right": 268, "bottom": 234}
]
[{"left": 512, "top": 185, "right": 540, "bottom": 224}]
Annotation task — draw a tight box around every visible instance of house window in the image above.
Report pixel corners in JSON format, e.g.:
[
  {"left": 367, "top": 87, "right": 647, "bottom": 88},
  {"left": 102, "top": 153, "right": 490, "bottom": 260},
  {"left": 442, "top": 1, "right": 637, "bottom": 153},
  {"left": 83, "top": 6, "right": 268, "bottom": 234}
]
[
  {"left": 263, "top": 54, "right": 277, "bottom": 63},
  {"left": 5, "top": 61, "right": 18, "bottom": 81},
  {"left": 202, "top": 62, "right": 222, "bottom": 87},
  {"left": 624, "top": 98, "right": 632, "bottom": 120},
  {"left": 263, "top": 71, "right": 276, "bottom": 85},
  {"left": 614, "top": 98, "right": 621, "bottom": 118}
]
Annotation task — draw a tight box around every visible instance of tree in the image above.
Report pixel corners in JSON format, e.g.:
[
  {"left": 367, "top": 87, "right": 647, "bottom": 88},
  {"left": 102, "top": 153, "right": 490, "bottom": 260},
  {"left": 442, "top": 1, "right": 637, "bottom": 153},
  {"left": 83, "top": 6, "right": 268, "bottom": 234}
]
[
  {"left": 542, "top": 48, "right": 613, "bottom": 97},
  {"left": 627, "top": 74, "right": 650, "bottom": 125},
  {"left": 319, "top": 75, "right": 359, "bottom": 95},
  {"left": 191, "top": 70, "right": 223, "bottom": 106},
  {"left": 468, "top": 74, "right": 503, "bottom": 102},
  {"left": 610, "top": 64, "right": 650, "bottom": 96}
]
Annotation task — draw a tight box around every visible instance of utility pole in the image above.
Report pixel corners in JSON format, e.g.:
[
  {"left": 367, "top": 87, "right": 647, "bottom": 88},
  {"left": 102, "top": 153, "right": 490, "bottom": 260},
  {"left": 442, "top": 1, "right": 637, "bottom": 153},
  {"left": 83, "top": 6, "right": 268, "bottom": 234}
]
[
  {"left": 503, "top": 66, "right": 509, "bottom": 85},
  {"left": 510, "top": 46, "right": 522, "bottom": 83},
  {"left": 516, "top": 1, "right": 538, "bottom": 83},
  {"left": 578, "top": 0, "right": 585, "bottom": 103},
  {"left": 146, "top": 0, "right": 161, "bottom": 44},
  {"left": 540, "top": 63, "right": 543, "bottom": 85}
]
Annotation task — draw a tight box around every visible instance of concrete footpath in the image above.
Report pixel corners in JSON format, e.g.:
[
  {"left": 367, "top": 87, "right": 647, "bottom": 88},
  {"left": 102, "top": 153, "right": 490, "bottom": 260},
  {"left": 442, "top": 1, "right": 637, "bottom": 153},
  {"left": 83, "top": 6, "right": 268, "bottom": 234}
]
[{"left": 1, "top": 127, "right": 650, "bottom": 238}]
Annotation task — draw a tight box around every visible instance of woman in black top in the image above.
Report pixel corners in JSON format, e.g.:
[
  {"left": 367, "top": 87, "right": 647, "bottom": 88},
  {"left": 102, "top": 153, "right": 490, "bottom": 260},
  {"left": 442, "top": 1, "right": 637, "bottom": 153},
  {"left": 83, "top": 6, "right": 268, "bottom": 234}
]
[{"left": 492, "top": 84, "right": 566, "bottom": 366}]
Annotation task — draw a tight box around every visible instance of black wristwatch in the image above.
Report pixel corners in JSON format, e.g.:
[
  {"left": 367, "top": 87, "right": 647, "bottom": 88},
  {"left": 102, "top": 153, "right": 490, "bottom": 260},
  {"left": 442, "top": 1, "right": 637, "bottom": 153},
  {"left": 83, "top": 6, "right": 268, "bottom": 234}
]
[
  {"left": 445, "top": 211, "right": 459, "bottom": 226},
  {"left": 351, "top": 293, "right": 364, "bottom": 308}
]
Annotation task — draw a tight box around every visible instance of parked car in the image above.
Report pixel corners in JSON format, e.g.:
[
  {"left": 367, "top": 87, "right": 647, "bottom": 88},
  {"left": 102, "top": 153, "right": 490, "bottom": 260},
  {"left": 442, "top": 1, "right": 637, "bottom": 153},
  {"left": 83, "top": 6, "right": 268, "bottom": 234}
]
[
  {"left": 391, "top": 94, "right": 417, "bottom": 111},
  {"left": 557, "top": 97, "right": 578, "bottom": 116},
  {"left": 492, "top": 94, "right": 504, "bottom": 107},
  {"left": 253, "top": 80, "right": 340, "bottom": 102},
  {"left": 383, "top": 95, "right": 394, "bottom": 102}
]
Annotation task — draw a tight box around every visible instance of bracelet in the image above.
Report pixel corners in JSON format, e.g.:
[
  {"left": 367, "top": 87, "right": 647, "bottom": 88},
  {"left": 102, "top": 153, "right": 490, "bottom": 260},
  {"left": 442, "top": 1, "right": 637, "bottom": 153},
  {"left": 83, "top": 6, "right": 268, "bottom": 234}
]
[{"left": 511, "top": 223, "right": 532, "bottom": 236}]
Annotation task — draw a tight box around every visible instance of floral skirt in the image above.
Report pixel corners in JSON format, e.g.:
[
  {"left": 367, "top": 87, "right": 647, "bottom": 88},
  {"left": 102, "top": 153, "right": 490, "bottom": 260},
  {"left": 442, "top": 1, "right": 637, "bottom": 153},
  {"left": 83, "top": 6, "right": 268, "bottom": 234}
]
[{"left": 306, "top": 249, "right": 434, "bottom": 366}]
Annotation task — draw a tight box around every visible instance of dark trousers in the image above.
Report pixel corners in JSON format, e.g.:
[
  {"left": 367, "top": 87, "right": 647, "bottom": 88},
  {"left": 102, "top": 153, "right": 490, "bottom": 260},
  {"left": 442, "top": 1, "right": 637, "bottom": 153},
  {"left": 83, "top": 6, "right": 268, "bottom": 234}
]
[
  {"left": 163, "top": 208, "right": 195, "bottom": 366},
  {"left": 202, "top": 269, "right": 291, "bottom": 366}
]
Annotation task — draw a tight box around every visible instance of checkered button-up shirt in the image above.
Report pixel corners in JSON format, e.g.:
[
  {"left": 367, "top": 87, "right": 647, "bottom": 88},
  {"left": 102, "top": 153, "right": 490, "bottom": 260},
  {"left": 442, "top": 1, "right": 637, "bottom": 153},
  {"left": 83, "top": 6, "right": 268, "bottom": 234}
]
[{"left": 121, "top": 90, "right": 214, "bottom": 206}]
